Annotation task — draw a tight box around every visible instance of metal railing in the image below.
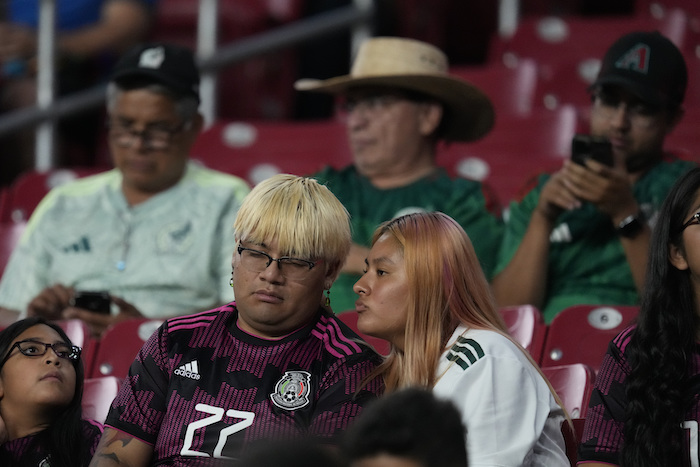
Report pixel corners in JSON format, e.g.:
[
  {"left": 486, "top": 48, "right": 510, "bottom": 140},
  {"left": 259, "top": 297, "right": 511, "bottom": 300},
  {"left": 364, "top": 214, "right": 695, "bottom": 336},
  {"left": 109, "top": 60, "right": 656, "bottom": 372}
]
[{"left": 0, "top": 1, "right": 376, "bottom": 171}]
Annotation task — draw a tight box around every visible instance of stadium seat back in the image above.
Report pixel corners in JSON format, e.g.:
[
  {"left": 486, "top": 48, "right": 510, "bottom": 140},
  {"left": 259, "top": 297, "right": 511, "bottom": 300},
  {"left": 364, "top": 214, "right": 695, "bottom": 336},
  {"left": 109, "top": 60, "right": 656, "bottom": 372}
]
[
  {"left": 450, "top": 59, "right": 539, "bottom": 116},
  {"left": 439, "top": 105, "right": 578, "bottom": 204},
  {"left": 490, "top": 10, "right": 688, "bottom": 67},
  {"left": 491, "top": 10, "right": 690, "bottom": 111},
  {"left": 499, "top": 304, "right": 547, "bottom": 362},
  {"left": 191, "top": 119, "right": 351, "bottom": 184},
  {"left": 543, "top": 363, "right": 595, "bottom": 418},
  {"left": 82, "top": 376, "right": 123, "bottom": 423},
  {"left": 562, "top": 417, "right": 587, "bottom": 467},
  {"left": 55, "top": 319, "right": 98, "bottom": 377},
  {"left": 90, "top": 318, "right": 163, "bottom": 379},
  {"left": 1, "top": 167, "right": 106, "bottom": 223},
  {"left": 540, "top": 304, "right": 639, "bottom": 373}
]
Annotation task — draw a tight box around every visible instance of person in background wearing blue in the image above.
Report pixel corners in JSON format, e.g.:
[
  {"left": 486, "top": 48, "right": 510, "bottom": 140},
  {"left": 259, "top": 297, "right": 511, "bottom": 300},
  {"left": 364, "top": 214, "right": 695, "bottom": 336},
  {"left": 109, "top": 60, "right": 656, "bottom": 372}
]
[{"left": 0, "top": 0, "right": 157, "bottom": 186}]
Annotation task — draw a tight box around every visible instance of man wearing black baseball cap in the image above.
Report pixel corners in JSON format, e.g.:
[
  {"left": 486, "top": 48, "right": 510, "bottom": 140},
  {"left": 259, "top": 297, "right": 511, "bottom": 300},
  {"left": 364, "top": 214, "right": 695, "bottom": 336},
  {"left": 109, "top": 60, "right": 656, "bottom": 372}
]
[
  {"left": 492, "top": 31, "right": 696, "bottom": 323},
  {"left": 0, "top": 42, "right": 250, "bottom": 334},
  {"left": 110, "top": 42, "right": 201, "bottom": 103}
]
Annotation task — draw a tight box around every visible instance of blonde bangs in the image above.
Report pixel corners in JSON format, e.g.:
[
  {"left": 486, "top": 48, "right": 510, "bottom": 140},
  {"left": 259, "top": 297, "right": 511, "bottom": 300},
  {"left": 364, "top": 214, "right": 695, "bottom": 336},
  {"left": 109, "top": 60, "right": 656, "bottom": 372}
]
[{"left": 234, "top": 175, "right": 351, "bottom": 263}]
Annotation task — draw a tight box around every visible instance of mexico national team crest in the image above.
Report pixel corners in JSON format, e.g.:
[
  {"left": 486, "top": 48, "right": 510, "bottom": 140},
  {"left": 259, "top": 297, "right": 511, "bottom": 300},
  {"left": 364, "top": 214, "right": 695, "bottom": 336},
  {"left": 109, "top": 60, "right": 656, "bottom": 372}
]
[{"left": 270, "top": 371, "right": 312, "bottom": 410}]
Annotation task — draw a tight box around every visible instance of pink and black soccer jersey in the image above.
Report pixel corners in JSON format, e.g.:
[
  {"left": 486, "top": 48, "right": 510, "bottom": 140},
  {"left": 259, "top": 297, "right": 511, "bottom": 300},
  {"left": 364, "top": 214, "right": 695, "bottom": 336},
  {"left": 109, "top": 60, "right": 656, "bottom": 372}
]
[
  {"left": 579, "top": 325, "right": 700, "bottom": 465},
  {"left": 105, "top": 303, "right": 384, "bottom": 465},
  {"left": 0, "top": 419, "right": 103, "bottom": 466}
]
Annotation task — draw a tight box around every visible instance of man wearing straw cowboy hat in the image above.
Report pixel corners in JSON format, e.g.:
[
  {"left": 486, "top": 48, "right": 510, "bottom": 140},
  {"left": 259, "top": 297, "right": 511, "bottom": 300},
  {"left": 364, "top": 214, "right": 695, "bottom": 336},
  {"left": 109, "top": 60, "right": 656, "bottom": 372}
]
[{"left": 295, "top": 36, "right": 503, "bottom": 314}]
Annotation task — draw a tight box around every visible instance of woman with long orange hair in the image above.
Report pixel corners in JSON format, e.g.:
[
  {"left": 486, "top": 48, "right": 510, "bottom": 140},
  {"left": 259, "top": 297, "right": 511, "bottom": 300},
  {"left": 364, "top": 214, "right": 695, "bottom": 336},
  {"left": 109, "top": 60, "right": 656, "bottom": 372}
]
[{"left": 354, "top": 211, "right": 568, "bottom": 466}]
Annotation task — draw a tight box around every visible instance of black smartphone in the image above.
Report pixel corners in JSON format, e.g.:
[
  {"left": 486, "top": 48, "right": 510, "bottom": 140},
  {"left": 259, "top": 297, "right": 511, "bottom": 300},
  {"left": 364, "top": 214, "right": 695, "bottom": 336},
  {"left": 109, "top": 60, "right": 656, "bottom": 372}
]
[
  {"left": 70, "top": 291, "right": 111, "bottom": 314},
  {"left": 571, "top": 134, "right": 613, "bottom": 167}
]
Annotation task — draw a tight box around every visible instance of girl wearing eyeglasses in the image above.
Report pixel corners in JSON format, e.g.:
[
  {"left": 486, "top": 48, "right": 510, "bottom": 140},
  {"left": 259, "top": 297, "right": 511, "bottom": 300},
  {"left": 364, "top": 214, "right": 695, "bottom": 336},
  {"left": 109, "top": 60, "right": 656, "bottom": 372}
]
[
  {"left": 0, "top": 317, "right": 102, "bottom": 466},
  {"left": 579, "top": 167, "right": 700, "bottom": 466}
]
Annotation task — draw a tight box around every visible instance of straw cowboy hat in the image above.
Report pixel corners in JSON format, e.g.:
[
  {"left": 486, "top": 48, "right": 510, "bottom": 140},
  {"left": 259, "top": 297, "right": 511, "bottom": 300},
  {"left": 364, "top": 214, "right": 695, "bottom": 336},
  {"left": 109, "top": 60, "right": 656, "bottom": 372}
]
[{"left": 294, "top": 36, "right": 494, "bottom": 142}]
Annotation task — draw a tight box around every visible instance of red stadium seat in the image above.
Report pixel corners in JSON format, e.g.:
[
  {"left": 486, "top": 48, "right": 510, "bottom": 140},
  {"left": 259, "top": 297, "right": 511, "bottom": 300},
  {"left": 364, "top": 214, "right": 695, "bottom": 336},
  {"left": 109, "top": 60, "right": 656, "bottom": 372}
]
[
  {"left": 534, "top": 58, "right": 602, "bottom": 110},
  {"left": 336, "top": 310, "right": 391, "bottom": 356},
  {"left": 543, "top": 363, "right": 595, "bottom": 418},
  {"left": 0, "top": 221, "right": 25, "bottom": 276},
  {"left": 0, "top": 167, "right": 106, "bottom": 223},
  {"left": 438, "top": 105, "right": 579, "bottom": 204},
  {"left": 450, "top": 59, "right": 539, "bottom": 116},
  {"left": 540, "top": 304, "right": 639, "bottom": 373},
  {"left": 665, "top": 107, "right": 700, "bottom": 159},
  {"left": 679, "top": 56, "right": 700, "bottom": 114},
  {"left": 90, "top": 318, "right": 164, "bottom": 379},
  {"left": 491, "top": 10, "right": 690, "bottom": 110},
  {"left": 82, "top": 376, "right": 123, "bottom": 423},
  {"left": 499, "top": 304, "right": 547, "bottom": 363},
  {"left": 191, "top": 119, "right": 352, "bottom": 184},
  {"left": 562, "top": 417, "right": 587, "bottom": 467},
  {"left": 55, "top": 319, "right": 98, "bottom": 377},
  {"left": 490, "top": 10, "right": 689, "bottom": 67},
  {"left": 637, "top": 0, "right": 700, "bottom": 19}
]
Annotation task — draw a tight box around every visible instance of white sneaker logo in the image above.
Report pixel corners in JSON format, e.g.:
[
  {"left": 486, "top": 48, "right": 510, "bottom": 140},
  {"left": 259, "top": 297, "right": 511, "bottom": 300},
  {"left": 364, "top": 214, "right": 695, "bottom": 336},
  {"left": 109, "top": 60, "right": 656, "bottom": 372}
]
[{"left": 175, "top": 360, "right": 201, "bottom": 380}]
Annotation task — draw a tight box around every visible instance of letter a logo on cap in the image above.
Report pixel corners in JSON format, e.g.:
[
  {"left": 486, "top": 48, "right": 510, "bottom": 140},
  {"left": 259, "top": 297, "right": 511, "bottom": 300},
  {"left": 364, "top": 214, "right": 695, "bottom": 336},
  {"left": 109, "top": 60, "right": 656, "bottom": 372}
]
[
  {"left": 138, "top": 46, "right": 165, "bottom": 70},
  {"left": 614, "top": 43, "right": 650, "bottom": 74}
]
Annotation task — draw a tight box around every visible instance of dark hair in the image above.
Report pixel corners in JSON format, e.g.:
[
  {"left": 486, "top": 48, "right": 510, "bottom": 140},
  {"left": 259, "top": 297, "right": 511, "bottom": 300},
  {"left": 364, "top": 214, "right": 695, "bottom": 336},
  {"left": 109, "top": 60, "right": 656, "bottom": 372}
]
[
  {"left": 232, "top": 438, "right": 344, "bottom": 467},
  {"left": 342, "top": 387, "right": 468, "bottom": 467},
  {"left": 621, "top": 167, "right": 700, "bottom": 465},
  {"left": 0, "top": 317, "right": 88, "bottom": 467}
]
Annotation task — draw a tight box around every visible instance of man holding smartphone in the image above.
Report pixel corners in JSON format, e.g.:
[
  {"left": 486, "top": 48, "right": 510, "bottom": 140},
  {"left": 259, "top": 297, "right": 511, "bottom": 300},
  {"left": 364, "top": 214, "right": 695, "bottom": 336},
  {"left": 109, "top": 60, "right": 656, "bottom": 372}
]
[
  {"left": 0, "top": 43, "right": 250, "bottom": 335},
  {"left": 491, "top": 31, "right": 696, "bottom": 323}
]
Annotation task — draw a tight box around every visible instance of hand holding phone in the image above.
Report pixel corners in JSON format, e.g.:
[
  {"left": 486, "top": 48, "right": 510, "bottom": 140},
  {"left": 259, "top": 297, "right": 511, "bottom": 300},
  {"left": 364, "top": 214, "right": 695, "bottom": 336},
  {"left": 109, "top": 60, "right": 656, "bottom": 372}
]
[
  {"left": 571, "top": 134, "right": 613, "bottom": 167},
  {"left": 70, "top": 291, "right": 111, "bottom": 314}
]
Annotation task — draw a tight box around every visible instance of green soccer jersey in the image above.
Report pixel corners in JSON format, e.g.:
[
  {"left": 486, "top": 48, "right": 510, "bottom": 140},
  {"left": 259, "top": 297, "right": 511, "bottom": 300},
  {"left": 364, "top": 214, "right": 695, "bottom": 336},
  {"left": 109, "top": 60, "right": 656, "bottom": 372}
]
[
  {"left": 314, "top": 165, "right": 504, "bottom": 313},
  {"left": 495, "top": 157, "right": 696, "bottom": 323}
]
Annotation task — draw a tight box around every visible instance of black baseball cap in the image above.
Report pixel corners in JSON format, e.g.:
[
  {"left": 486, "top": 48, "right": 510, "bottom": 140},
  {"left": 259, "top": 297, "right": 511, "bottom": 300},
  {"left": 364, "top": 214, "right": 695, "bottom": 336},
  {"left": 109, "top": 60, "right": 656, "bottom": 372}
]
[
  {"left": 111, "top": 43, "right": 200, "bottom": 102},
  {"left": 591, "top": 31, "right": 687, "bottom": 109}
]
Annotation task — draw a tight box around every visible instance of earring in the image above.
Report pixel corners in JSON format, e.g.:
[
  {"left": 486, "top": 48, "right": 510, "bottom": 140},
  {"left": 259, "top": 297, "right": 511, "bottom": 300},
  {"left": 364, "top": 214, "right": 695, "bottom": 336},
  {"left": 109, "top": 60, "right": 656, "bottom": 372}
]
[
  {"left": 229, "top": 271, "right": 234, "bottom": 287},
  {"left": 324, "top": 289, "right": 331, "bottom": 308}
]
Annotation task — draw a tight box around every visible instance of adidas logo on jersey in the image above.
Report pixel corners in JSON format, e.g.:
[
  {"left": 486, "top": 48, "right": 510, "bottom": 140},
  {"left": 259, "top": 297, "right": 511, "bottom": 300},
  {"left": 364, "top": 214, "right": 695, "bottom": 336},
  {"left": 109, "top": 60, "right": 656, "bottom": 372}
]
[{"left": 174, "top": 360, "right": 201, "bottom": 380}]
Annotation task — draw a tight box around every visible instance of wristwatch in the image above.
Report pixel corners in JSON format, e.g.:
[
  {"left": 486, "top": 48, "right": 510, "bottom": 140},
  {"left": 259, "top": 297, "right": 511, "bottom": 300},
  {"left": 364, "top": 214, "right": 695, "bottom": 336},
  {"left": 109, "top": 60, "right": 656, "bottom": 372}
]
[{"left": 616, "top": 211, "right": 646, "bottom": 238}]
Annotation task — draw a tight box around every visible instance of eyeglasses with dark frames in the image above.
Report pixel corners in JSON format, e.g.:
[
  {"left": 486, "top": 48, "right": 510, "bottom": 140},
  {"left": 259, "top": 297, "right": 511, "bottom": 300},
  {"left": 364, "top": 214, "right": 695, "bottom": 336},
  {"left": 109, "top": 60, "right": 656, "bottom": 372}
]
[
  {"left": 1, "top": 339, "right": 81, "bottom": 367},
  {"left": 237, "top": 246, "right": 320, "bottom": 280},
  {"left": 107, "top": 120, "right": 190, "bottom": 150},
  {"left": 680, "top": 211, "right": 700, "bottom": 232}
]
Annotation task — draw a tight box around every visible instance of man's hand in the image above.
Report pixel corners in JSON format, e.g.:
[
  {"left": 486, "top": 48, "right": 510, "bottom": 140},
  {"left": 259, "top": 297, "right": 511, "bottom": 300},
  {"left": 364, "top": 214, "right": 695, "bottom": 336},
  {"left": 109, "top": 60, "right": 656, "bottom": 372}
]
[
  {"left": 535, "top": 164, "right": 582, "bottom": 223},
  {"left": 26, "top": 284, "right": 74, "bottom": 320},
  {"left": 560, "top": 158, "right": 638, "bottom": 223},
  {"left": 62, "top": 295, "right": 143, "bottom": 338}
]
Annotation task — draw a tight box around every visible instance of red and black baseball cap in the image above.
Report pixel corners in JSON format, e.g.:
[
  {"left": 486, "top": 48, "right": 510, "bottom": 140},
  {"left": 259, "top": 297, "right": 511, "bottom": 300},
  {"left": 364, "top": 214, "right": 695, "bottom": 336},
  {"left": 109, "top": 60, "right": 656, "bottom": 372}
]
[
  {"left": 111, "top": 43, "right": 200, "bottom": 102},
  {"left": 591, "top": 31, "right": 687, "bottom": 109}
]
